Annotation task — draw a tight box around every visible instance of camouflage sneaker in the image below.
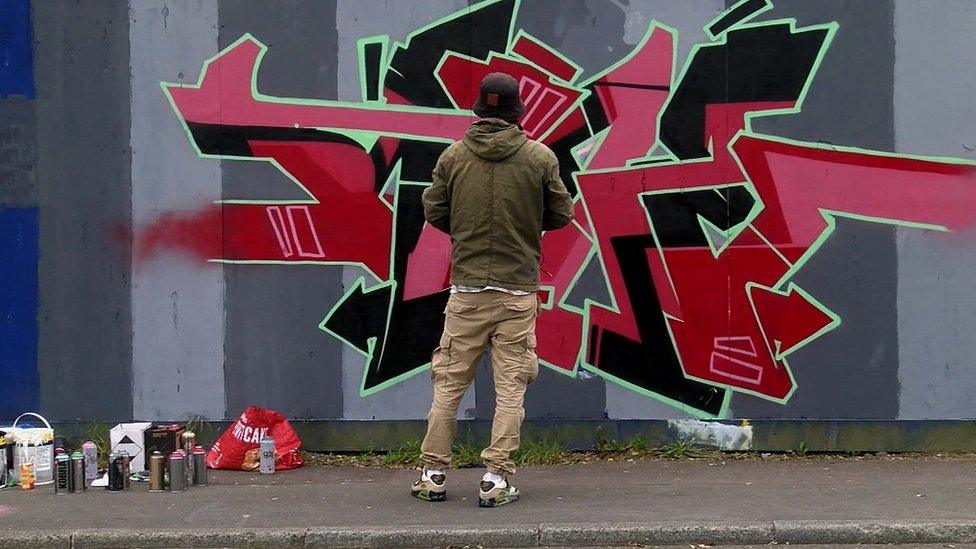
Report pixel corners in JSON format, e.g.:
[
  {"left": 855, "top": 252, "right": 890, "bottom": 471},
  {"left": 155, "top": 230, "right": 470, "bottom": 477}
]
[
  {"left": 478, "top": 477, "right": 519, "bottom": 507},
  {"left": 411, "top": 469, "right": 447, "bottom": 502}
]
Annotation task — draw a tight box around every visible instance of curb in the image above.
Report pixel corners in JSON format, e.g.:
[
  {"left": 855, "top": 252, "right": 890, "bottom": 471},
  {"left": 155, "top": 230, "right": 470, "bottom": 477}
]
[{"left": 4, "top": 520, "right": 976, "bottom": 548}]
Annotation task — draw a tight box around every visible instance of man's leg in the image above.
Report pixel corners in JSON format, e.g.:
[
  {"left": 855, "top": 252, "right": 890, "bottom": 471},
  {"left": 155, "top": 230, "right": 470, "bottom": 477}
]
[
  {"left": 481, "top": 293, "right": 538, "bottom": 494},
  {"left": 420, "top": 292, "right": 493, "bottom": 471}
]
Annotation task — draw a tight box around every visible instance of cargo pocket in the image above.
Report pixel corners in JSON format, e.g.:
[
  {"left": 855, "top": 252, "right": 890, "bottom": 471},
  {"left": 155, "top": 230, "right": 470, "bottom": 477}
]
[
  {"left": 516, "top": 333, "right": 539, "bottom": 384},
  {"left": 447, "top": 302, "right": 478, "bottom": 314},
  {"left": 430, "top": 334, "right": 452, "bottom": 382},
  {"left": 503, "top": 300, "right": 533, "bottom": 313}
]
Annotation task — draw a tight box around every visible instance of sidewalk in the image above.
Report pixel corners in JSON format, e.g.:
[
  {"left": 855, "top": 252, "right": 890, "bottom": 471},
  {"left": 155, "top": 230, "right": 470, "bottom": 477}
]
[{"left": 1, "top": 457, "right": 975, "bottom": 547}]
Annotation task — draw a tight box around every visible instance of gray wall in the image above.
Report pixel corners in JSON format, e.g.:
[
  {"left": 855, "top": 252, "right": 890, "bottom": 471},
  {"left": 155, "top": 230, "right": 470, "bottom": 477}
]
[
  {"left": 129, "top": 0, "right": 225, "bottom": 421},
  {"left": 893, "top": 0, "right": 976, "bottom": 419},
  {"left": 217, "top": 1, "right": 345, "bottom": 419},
  {"left": 34, "top": 1, "right": 133, "bottom": 419},
  {"left": 8, "top": 0, "right": 976, "bottom": 423}
]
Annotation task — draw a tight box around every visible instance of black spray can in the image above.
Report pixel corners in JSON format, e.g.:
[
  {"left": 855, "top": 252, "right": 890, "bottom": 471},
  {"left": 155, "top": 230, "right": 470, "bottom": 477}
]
[
  {"left": 191, "top": 445, "right": 207, "bottom": 486},
  {"left": 107, "top": 452, "right": 125, "bottom": 491},
  {"left": 149, "top": 451, "right": 165, "bottom": 492},
  {"left": 119, "top": 450, "right": 130, "bottom": 489},
  {"left": 55, "top": 453, "right": 71, "bottom": 494},
  {"left": 71, "top": 451, "right": 86, "bottom": 492},
  {"left": 169, "top": 451, "right": 186, "bottom": 492}
]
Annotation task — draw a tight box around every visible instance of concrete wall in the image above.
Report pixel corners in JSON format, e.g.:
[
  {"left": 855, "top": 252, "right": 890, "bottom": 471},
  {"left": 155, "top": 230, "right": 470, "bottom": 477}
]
[{"left": 3, "top": 0, "right": 976, "bottom": 426}]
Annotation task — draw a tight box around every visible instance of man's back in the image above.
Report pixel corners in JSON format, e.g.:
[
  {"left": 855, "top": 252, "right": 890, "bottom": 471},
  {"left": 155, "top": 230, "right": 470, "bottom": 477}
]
[
  {"left": 422, "top": 118, "right": 573, "bottom": 291},
  {"left": 414, "top": 72, "right": 574, "bottom": 508}
]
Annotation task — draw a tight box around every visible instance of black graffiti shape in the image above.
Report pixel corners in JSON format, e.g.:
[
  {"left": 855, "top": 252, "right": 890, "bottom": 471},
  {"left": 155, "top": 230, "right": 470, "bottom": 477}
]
[
  {"left": 643, "top": 185, "right": 755, "bottom": 247},
  {"left": 322, "top": 146, "right": 451, "bottom": 392},
  {"left": 659, "top": 22, "right": 829, "bottom": 160},
  {"left": 581, "top": 87, "right": 610, "bottom": 136},
  {"left": 589, "top": 232, "right": 725, "bottom": 416},
  {"left": 707, "top": 0, "right": 770, "bottom": 37},
  {"left": 323, "top": 281, "right": 392, "bottom": 356},
  {"left": 385, "top": 0, "right": 517, "bottom": 108},
  {"left": 325, "top": 281, "right": 449, "bottom": 392},
  {"left": 390, "top": 139, "right": 448, "bottom": 184},
  {"left": 362, "top": 40, "right": 385, "bottom": 102}
]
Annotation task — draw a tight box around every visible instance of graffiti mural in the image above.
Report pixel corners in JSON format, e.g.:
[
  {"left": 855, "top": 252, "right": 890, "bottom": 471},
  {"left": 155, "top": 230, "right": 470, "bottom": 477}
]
[{"left": 142, "top": 0, "right": 976, "bottom": 418}]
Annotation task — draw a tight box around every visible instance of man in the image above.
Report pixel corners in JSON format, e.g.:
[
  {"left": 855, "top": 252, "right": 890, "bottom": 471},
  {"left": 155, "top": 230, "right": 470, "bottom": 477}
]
[{"left": 413, "top": 72, "right": 574, "bottom": 507}]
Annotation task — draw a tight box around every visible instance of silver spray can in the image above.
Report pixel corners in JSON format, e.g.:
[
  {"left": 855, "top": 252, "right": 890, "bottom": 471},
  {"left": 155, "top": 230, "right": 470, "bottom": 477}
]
[
  {"left": 169, "top": 451, "right": 186, "bottom": 492},
  {"left": 70, "top": 451, "right": 86, "bottom": 492},
  {"left": 181, "top": 431, "right": 195, "bottom": 487},
  {"left": 192, "top": 445, "right": 207, "bottom": 486},
  {"left": 259, "top": 436, "right": 275, "bottom": 474}
]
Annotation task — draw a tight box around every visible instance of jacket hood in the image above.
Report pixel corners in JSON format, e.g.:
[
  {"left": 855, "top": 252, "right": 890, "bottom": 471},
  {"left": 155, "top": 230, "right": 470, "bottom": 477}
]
[{"left": 462, "top": 118, "right": 527, "bottom": 161}]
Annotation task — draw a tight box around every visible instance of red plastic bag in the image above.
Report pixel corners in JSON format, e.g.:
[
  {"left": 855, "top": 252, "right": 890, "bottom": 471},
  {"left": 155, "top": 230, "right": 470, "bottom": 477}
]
[{"left": 206, "top": 406, "right": 303, "bottom": 471}]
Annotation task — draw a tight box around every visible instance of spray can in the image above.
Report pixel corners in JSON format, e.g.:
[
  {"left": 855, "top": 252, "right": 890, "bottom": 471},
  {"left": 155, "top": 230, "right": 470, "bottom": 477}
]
[
  {"left": 81, "top": 441, "right": 98, "bottom": 482},
  {"left": 20, "top": 462, "right": 34, "bottom": 490},
  {"left": 71, "top": 451, "right": 86, "bottom": 492},
  {"left": 119, "top": 450, "right": 131, "bottom": 489},
  {"left": 149, "top": 451, "right": 165, "bottom": 492},
  {"left": 0, "top": 429, "right": 10, "bottom": 490},
  {"left": 191, "top": 446, "right": 207, "bottom": 486},
  {"left": 169, "top": 451, "right": 186, "bottom": 492},
  {"left": 259, "top": 435, "right": 275, "bottom": 475},
  {"left": 53, "top": 436, "right": 67, "bottom": 459},
  {"left": 55, "top": 453, "right": 71, "bottom": 494},
  {"left": 181, "top": 432, "right": 195, "bottom": 487},
  {"left": 107, "top": 452, "right": 124, "bottom": 491}
]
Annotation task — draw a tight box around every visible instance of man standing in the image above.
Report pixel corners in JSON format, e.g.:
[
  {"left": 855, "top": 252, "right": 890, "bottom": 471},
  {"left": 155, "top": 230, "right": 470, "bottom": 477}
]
[{"left": 413, "top": 73, "right": 574, "bottom": 507}]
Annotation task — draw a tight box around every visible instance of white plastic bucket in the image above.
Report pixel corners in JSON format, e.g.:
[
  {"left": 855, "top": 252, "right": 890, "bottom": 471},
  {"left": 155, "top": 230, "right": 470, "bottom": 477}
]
[{"left": 9, "top": 413, "right": 54, "bottom": 485}]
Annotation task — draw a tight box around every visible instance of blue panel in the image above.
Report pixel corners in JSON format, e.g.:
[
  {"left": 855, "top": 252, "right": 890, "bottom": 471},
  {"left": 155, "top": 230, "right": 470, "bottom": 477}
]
[
  {"left": 0, "top": 207, "right": 39, "bottom": 418},
  {"left": 0, "top": 0, "right": 35, "bottom": 98}
]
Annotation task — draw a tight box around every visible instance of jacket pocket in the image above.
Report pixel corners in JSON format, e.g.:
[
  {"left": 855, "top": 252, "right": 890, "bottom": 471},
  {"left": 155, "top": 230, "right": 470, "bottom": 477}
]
[
  {"left": 516, "top": 333, "right": 539, "bottom": 384},
  {"left": 430, "top": 334, "right": 452, "bottom": 381}
]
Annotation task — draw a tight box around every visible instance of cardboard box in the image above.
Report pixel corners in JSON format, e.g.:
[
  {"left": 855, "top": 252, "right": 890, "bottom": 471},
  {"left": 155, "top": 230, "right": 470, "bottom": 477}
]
[
  {"left": 143, "top": 424, "right": 185, "bottom": 463},
  {"left": 109, "top": 422, "right": 152, "bottom": 472}
]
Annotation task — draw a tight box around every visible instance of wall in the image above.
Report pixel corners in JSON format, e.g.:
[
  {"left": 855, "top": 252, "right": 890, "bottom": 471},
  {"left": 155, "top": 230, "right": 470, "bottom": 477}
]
[{"left": 3, "top": 0, "right": 975, "bottom": 429}]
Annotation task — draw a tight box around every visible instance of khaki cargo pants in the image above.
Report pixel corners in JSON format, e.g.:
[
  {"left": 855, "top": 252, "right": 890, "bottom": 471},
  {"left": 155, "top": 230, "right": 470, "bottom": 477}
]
[{"left": 420, "top": 290, "right": 540, "bottom": 476}]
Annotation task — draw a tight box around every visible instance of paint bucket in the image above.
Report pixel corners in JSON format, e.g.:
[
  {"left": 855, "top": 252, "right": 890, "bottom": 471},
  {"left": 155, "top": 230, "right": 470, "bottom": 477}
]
[{"left": 9, "top": 413, "right": 55, "bottom": 485}]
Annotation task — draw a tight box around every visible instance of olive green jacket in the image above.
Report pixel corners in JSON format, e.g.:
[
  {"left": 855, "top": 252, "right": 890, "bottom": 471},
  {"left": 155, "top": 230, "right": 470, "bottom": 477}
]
[{"left": 422, "top": 118, "right": 574, "bottom": 292}]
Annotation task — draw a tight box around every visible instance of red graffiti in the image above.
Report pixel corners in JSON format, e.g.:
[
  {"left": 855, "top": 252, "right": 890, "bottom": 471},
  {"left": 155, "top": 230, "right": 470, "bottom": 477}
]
[{"left": 141, "top": 1, "right": 976, "bottom": 409}]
